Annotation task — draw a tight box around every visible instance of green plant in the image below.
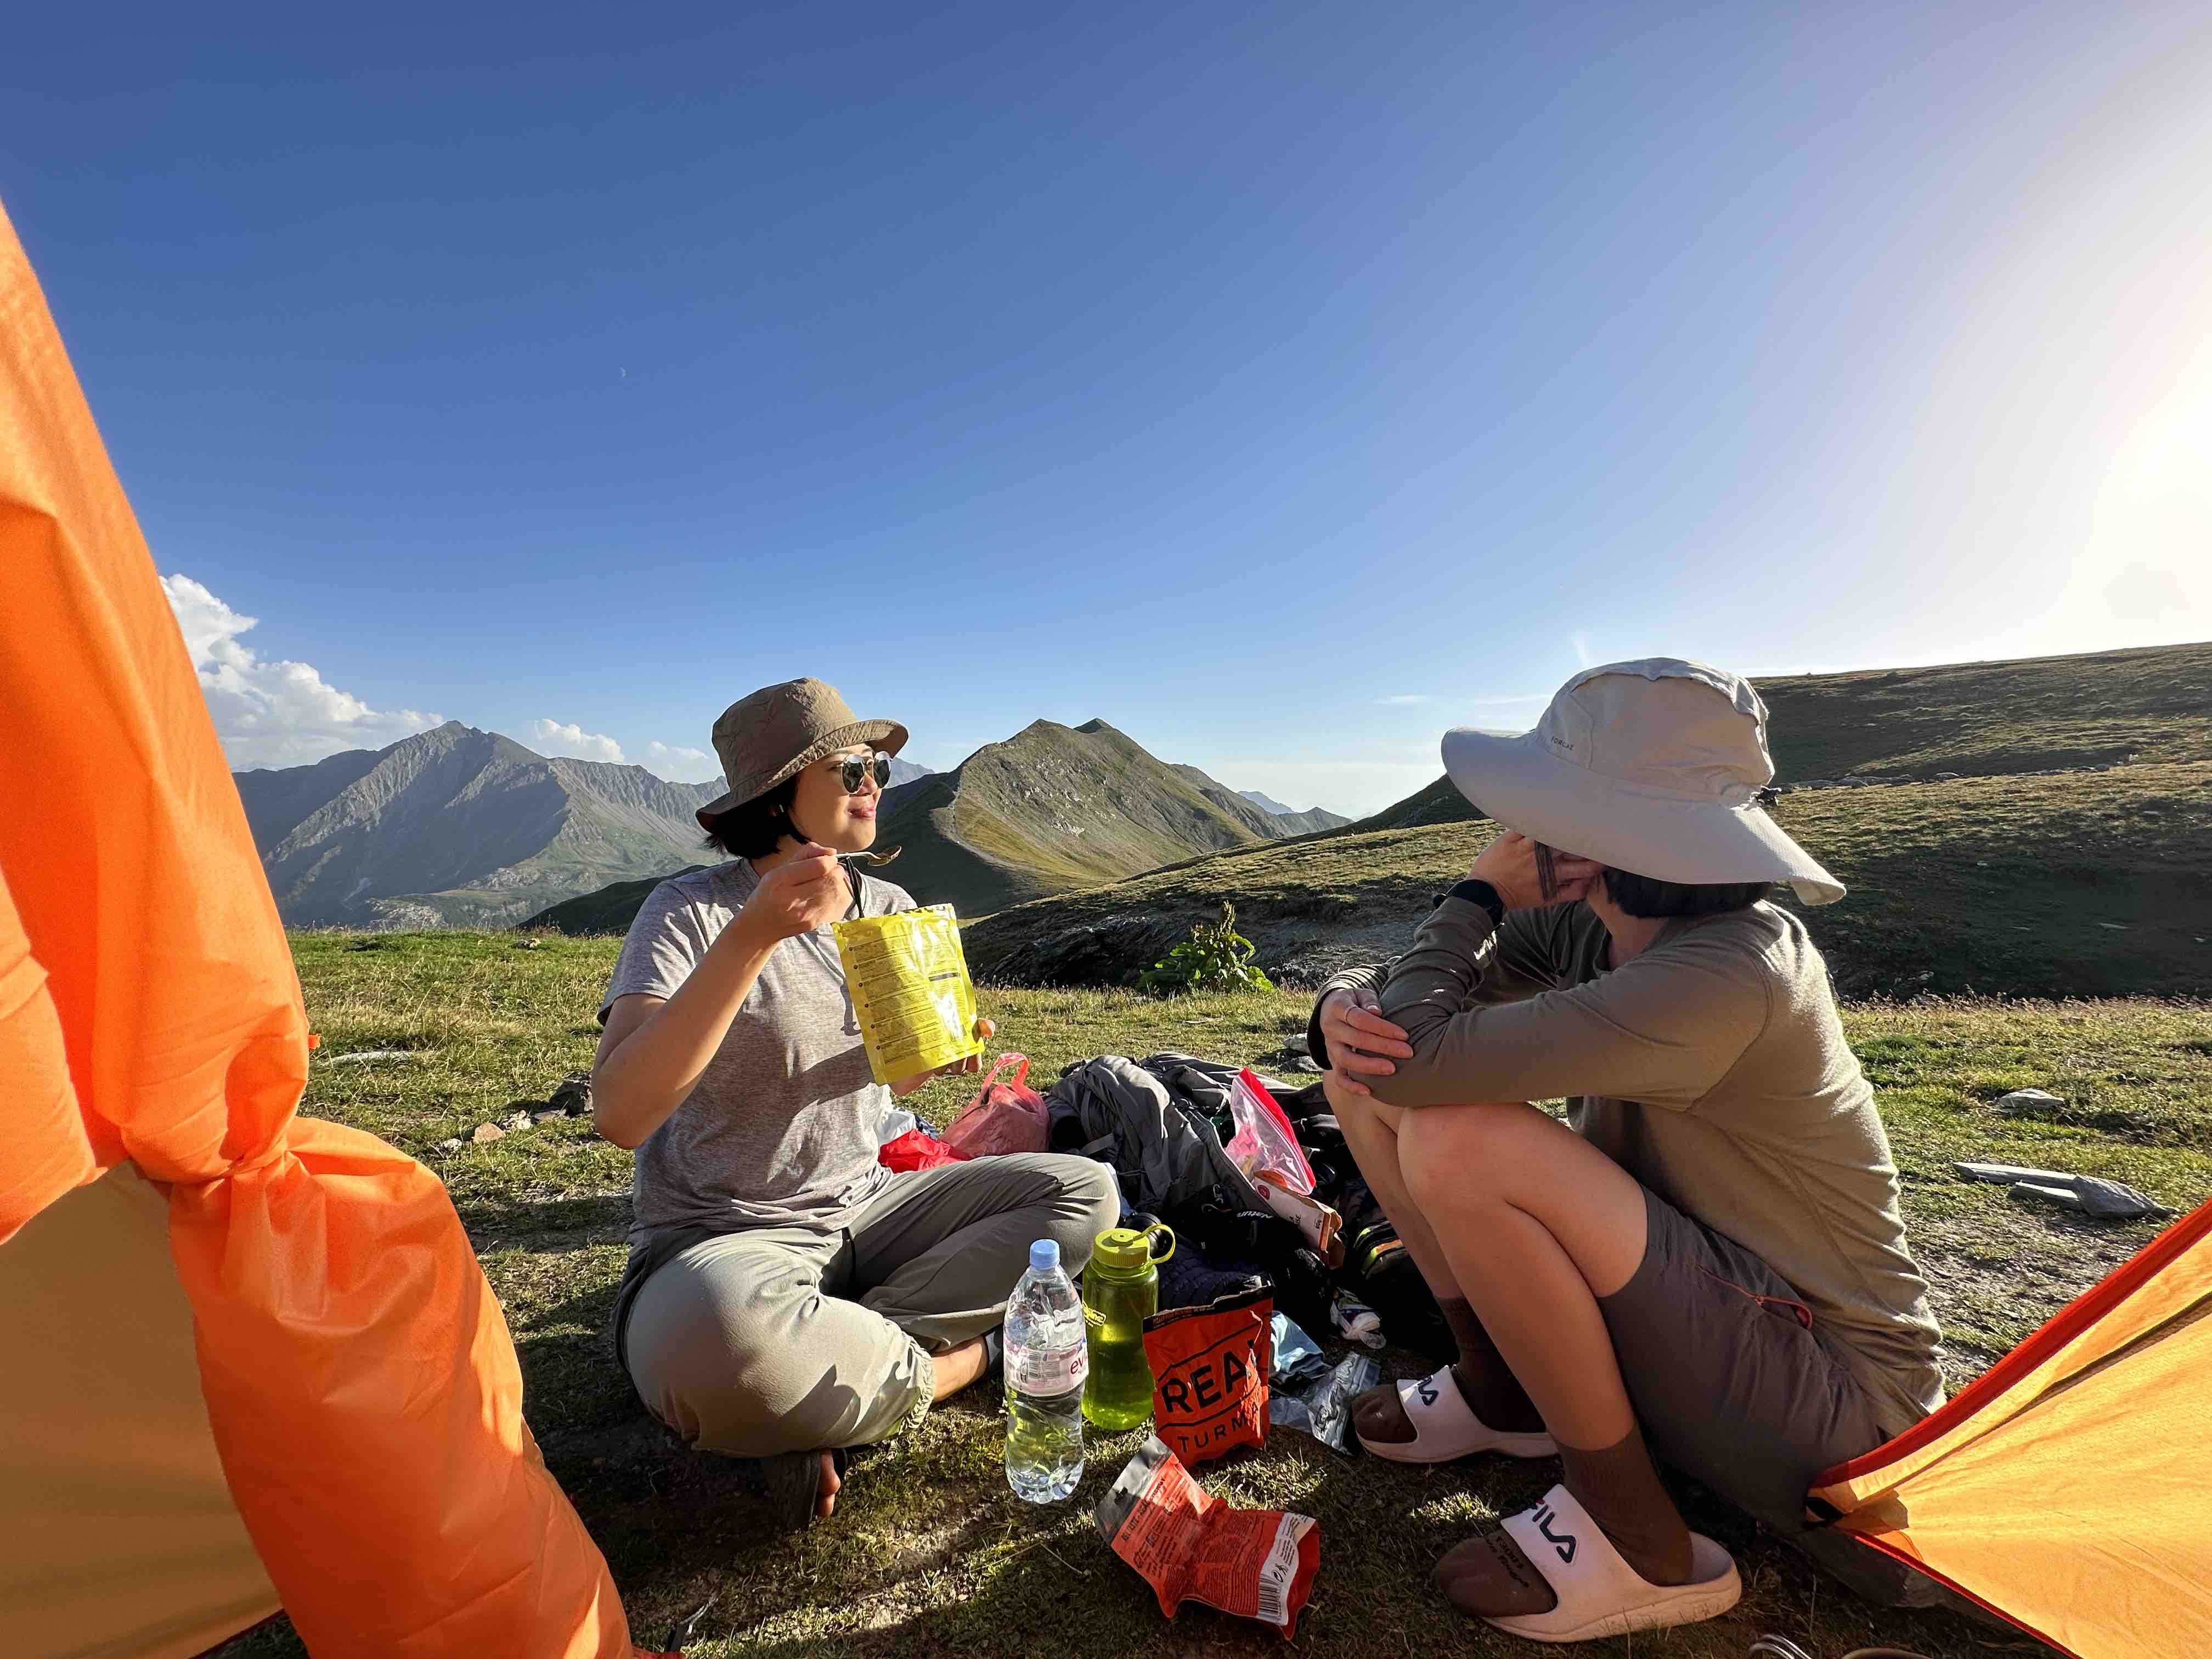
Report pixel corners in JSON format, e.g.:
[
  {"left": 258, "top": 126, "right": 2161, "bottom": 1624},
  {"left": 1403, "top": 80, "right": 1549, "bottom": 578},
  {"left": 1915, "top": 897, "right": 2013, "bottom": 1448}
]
[{"left": 1139, "top": 902, "right": 1273, "bottom": 996}]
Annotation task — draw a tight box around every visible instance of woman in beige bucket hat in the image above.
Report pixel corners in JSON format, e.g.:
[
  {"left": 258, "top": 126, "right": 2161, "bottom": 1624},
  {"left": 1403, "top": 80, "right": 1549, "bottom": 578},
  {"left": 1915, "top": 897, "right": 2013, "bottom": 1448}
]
[
  {"left": 588, "top": 679, "right": 1118, "bottom": 1527},
  {"left": 1309, "top": 659, "right": 1944, "bottom": 1640}
]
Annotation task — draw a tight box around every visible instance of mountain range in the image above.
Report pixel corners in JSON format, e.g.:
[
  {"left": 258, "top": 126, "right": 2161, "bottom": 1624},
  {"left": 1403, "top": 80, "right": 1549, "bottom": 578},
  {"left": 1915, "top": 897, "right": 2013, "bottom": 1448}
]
[
  {"left": 235, "top": 718, "right": 1341, "bottom": 929},
  {"left": 862, "top": 720, "right": 1340, "bottom": 918},
  {"left": 1234, "top": 788, "right": 1352, "bottom": 834},
  {"left": 235, "top": 722, "right": 726, "bottom": 928}
]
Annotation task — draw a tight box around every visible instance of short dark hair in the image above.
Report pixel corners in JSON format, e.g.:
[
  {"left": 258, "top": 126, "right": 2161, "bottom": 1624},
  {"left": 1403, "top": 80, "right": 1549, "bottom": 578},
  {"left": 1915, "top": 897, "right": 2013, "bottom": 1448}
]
[
  {"left": 701, "top": 776, "right": 800, "bottom": 860},
  {"left": 1602, "top": 867, "right": 1773, "bottom": 918}
]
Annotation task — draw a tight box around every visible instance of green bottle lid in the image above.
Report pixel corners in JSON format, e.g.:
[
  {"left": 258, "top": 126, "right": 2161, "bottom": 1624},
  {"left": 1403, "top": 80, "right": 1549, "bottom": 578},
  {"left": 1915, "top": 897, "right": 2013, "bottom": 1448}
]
[{"left": 1091, "top": 1221, "right": 1175, "bottom": 1276}]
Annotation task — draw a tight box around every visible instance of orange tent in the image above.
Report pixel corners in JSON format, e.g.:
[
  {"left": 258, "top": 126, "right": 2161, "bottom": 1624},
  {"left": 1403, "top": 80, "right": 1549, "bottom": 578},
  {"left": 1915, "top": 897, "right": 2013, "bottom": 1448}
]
[
  {"left": 0, "top": 201, "right": 663, "bottom": 1656},
  {"left": 1811, "top": 1197, "right": 2212, "bottom": 1659}
]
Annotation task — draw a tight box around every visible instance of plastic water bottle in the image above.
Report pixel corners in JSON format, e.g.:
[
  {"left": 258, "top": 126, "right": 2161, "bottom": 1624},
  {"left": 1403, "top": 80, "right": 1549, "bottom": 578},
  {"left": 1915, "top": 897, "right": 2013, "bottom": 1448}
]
[{"left": 1003, "top": 1238, "right": 1087, "bottom": 1502}]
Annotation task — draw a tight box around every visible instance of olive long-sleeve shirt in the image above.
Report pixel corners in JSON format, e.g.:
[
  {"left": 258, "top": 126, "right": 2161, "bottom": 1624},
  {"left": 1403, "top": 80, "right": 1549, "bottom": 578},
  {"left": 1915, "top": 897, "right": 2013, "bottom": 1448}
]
[{"left": 1311, "top": 896, "right": 1943, "bottom": 1431}]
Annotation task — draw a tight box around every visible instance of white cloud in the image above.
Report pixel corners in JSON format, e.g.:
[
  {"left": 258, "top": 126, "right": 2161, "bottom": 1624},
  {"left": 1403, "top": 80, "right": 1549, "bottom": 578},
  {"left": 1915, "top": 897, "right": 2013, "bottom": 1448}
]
[
  {"left": 162, "top": 574, "right": 442, "bottom": 771},
  {"left": 1373, "top": 693, "right": 1434, "bottom": 706},
  {"left": 1571, "top": 632, "right": 1596, "bottom": 668},
  {"left": 644, "top": 741, "right": 724, "bottom": 784},
  {"left": 526, "top": 719, "right": 627, "bottom": 764}
]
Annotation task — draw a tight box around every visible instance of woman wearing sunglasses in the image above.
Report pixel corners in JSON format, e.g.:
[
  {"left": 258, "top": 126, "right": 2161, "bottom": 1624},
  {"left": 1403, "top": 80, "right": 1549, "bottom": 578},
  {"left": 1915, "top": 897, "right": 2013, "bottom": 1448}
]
[{"left": 591, "top": 678, "right": 1119, "bottom": 1528}]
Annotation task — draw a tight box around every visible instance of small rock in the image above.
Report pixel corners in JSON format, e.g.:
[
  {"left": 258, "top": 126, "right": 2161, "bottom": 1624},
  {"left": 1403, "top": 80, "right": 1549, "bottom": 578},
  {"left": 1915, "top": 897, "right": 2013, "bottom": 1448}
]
[
  {"left": 533, "top": 1109, "right": 568, "bottom": 1126},
  {"left": 328, "top": 1048, "right": 412, "bottom": 1066},
  {"left": 1995, "top": 1088, "right": 2063, "bottom": 1114},
  {"left": 503, "top": 1109, "right": 535, "bottom": 1132},
  {"left": 1279, "top": 1032, "right": 1311, "bottom": 1057},
  {"left": 471, "top": 1122, "right": 506, "bottom": 1144},
  {"left": 434, "top": 1137, "right": 462, "bottom": 1154},
  {"left": 514, "top": 936, "right": 541, "bottom": 949},
  {"left": 1293, "top": 1057, "right": 1324, "bottom": 1074}
]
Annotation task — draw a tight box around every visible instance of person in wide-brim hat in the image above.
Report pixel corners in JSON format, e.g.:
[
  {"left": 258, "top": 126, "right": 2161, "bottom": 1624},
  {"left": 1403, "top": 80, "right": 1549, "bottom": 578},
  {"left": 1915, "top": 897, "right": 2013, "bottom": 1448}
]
[
  {"left": 1438, "top": 658, "right": 1844, "bottom": 905},
  {"left": 1308, "top": 659, "right": 1943, "bottom": 1643},
  {"left": 586, "top": 678, "right": 1118, "bottom": 1533},
  {"left": 689, "top": 675, "right": 911, "bottom": 832}
]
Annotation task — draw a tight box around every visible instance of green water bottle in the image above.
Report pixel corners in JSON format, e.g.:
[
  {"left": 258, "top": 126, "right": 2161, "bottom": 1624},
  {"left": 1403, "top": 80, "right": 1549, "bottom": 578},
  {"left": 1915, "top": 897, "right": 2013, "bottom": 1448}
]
[{"left": 1081, "top": 1221, "right": 1175, "bottom": 1430}]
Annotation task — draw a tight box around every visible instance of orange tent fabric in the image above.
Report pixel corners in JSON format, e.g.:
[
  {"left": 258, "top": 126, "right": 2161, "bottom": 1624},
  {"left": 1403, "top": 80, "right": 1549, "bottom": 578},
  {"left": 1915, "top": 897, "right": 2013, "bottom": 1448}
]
[
  {"left": 1810, "top": 1197, "right": 2212, "bottom": 1659},
  {"left": 0, "top": 199, "right": 658, "bottom": 1656}
]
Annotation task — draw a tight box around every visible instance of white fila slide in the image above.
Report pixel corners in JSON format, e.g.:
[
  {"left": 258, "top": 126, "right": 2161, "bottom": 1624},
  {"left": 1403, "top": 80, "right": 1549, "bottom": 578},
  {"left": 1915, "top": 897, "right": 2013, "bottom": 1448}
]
[
  {"left": 1482, "top": 1484, "right": 1742, "bottom": 1643},
  {"left": 1355, "top": 1367, "right": 1558, "bottom": 1464}
]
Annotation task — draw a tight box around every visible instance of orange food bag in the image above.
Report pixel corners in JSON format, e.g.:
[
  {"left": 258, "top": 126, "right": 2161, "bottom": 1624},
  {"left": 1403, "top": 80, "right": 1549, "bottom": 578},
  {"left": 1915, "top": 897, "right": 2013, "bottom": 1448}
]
[
  {"left": 1096, "top": 1437, "right": 1321, "bottom": 1638},
  {"left": 1142, "top": 1285, "right": 1273, "bottom": 1465}
]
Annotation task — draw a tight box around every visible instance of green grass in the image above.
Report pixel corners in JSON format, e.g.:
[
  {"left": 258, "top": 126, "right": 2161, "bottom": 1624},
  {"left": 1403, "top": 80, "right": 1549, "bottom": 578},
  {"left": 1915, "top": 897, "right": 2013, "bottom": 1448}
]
[{"left": 228, "top": 930, "right": 2212, "bottom": 1658}]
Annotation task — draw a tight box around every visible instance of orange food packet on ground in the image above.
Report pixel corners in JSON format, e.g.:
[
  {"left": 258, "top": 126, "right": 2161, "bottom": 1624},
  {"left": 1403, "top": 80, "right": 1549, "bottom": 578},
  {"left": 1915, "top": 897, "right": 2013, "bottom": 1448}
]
[
  {"left": 1095, "top": 1437, "right": 1321, "bottom": 1639},
  {"left": 1142, "top": 1285, "right": 1273, "bottom": 1465}
]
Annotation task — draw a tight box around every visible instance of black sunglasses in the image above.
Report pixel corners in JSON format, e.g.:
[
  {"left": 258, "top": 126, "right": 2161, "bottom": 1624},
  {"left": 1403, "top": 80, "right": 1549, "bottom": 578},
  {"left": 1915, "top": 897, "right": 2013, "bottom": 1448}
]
[{"left": 830, "top": 751, "right": 893, "bottom": 793}]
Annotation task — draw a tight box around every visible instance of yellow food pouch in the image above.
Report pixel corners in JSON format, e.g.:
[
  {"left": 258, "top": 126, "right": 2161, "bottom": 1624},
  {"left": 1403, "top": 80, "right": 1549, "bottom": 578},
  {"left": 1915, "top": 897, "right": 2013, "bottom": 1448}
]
[{"left": 833, "top": 904, "right": 986, "bottom": 1086}]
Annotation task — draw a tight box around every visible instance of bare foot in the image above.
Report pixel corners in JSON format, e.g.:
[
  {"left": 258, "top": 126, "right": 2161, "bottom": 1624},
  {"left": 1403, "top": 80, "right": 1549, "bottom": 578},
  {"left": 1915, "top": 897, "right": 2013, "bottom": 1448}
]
[
  {"left": 929, "top": 1335, "right": 992, "bottom": 1402},
  {"left": 815, "top": 1451, "right": 841, "bottom": 1521}
]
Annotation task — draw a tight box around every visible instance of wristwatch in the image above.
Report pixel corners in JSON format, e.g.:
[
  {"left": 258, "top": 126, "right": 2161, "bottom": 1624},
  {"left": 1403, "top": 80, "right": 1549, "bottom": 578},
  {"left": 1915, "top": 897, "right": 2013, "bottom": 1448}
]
[{"left": 1438, "top": 878, "right": 1506, "bottom": 928}]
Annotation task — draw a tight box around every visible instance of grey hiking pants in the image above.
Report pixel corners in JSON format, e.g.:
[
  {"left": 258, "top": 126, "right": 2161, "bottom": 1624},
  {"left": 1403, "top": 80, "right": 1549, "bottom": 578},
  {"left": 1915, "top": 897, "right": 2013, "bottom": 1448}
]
[{"left": 623, "top": 1153, "right": 1119, "bottom": 1458}]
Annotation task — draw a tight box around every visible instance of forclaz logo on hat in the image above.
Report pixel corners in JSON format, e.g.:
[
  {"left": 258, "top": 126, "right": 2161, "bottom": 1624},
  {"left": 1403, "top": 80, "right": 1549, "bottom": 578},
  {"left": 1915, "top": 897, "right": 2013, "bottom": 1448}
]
[{"left": 1142, "top": 1286, "right": 1273, "bottom": 1466}]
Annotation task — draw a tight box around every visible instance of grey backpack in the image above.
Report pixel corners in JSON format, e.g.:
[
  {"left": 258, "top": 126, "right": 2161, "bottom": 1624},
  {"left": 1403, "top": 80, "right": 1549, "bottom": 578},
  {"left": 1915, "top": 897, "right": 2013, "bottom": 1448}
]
[{"left": 1044, "top": 1054, "right": 1267, "bottom": 1218}]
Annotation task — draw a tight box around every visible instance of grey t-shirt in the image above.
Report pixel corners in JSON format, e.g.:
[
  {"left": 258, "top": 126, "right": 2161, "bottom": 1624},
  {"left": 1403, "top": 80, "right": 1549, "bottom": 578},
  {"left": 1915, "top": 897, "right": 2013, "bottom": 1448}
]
[{"left": 601, "top": 859, "right": 913, "bottom": 1241}]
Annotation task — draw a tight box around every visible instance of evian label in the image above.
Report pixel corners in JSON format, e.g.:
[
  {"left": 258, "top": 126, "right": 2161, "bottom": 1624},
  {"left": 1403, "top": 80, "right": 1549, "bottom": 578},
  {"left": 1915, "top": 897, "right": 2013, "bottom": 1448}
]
[{"left": 1008, "top": 1340, "right": 1088, "bottom": 1396}]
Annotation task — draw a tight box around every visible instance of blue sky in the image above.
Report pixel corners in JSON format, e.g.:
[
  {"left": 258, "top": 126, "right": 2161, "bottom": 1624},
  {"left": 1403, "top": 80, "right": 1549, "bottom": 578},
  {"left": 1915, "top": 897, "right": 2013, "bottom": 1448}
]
[{"left": 8, "top": 3, "right": 2209, "bottom": 814}]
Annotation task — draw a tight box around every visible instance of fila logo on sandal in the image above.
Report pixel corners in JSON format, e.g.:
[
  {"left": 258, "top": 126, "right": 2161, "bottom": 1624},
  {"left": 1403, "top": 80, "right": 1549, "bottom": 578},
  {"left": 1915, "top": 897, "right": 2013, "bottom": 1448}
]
[{"left": 1531, "top": 1502, "right": 1577, "bottom": 1564}]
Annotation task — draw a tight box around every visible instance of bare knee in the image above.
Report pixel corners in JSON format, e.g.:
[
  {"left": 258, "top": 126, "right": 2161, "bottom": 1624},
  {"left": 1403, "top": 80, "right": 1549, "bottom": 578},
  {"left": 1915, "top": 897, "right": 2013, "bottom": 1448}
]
[
  {"left": 1334, "top": 1086, "right": 1410, "bottom": 1142},
  {"left": 1399, "top": 1102, "right": 1551, "bottom": 1207}
]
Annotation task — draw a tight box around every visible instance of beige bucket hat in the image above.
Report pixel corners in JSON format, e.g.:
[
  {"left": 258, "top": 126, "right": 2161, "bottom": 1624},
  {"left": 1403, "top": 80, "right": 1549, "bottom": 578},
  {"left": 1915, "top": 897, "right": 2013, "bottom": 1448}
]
[
  {"left": 1441, "top": 658, "right": 1844, "bottom": 905},
  {"left": 693, "top": 678, "right": 909, "bottom": 830}
]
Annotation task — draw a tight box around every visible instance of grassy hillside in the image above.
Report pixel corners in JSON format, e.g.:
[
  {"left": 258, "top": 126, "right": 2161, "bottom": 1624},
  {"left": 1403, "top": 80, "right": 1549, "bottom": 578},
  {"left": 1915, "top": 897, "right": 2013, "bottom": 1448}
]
[
  {"left": 964, "top": 761, "right": 2212, "bottom": 998},
  {"left": 225, "top": 928, "right": 2212, "bottom": 1659},
  {"left": 1758, "top": 641, "right": 2212, "bottom": 781},
  {"left": 1355, "top": 641, "right": 2212, "bottom": 831}
]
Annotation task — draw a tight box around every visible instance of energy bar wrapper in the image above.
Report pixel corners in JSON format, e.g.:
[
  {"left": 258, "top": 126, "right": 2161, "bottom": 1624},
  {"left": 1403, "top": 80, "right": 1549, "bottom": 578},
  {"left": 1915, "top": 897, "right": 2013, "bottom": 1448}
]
[
  {"left": 1094, "top": 1437, "right": 1320, "bottom": 1639},
  {"left": 832, "top": 905, "right": 985, "bottom": 1086}
]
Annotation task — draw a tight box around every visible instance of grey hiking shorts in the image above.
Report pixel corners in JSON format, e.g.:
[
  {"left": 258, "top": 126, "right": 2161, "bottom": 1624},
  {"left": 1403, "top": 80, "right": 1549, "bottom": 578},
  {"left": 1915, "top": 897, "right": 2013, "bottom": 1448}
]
[
  {"left": 1600, "top": 1189, "right": 1903, "bottom": 1554},
  {"left": 1600, "top": 1188, "right": 1951, "bottom": 1605}
]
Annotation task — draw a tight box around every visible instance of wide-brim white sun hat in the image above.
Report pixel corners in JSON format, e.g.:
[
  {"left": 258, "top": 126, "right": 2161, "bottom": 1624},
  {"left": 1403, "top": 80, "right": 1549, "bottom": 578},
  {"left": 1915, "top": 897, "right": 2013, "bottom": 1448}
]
[{"left": 1441, "top": 658, "right": 1846, "bottom": 906}]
